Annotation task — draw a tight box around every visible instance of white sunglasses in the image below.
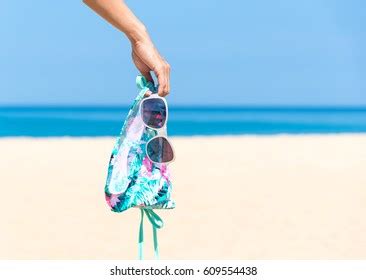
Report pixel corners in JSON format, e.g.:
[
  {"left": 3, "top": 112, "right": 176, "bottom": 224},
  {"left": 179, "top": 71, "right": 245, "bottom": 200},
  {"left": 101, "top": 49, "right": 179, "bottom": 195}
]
[{"left": 140, "top": 94, "right": 175, "bottom": 164}]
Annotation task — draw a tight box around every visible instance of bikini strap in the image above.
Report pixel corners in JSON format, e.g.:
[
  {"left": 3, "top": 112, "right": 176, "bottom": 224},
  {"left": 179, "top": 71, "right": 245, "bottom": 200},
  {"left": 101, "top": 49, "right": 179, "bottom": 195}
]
[
  {"left": 138, "top": 208, "right": 164, "bottom": 260},
  {"left": 136, "top": 75, "right": 156, "bottom": 97}
]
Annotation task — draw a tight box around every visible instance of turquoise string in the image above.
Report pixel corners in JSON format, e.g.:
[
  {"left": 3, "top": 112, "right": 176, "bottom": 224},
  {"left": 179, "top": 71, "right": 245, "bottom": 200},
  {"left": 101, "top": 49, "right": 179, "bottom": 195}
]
[
  {"left": 138, "top": 209, "right": 144, "bottom": 260},
  {"left": 138, "top": 208, "right": 164, "bottom": 260}
]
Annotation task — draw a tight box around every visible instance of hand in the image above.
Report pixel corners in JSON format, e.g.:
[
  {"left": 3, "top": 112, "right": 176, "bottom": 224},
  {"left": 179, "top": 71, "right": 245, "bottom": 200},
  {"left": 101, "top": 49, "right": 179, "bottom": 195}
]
[
  {"left": 131, "top": 39, "right": 170, "bottom": 97},
  {"left": 83, "top": 0, "right": 170, "bottom": 96}
]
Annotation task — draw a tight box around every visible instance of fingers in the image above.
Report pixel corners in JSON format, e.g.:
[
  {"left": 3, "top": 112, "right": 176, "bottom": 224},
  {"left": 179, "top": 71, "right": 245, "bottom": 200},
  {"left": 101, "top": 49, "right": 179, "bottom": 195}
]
[
  {"left": 154, "top": 61, "right": 171, "bottom": 97},
  {"left": 166, "top": 62, "right": 170, "bottom": 94},
  {"left": 144, "top": 90, "right": 152, "bottom": 97},
  {"left": 132, "top": 47, "right": 170, "bottom": 97},
  {"left": 141, "top": 70, "right": 153, "bottom": 83},
  {"left": 132, "top": 50, "right": 154, "bottom": 85}
]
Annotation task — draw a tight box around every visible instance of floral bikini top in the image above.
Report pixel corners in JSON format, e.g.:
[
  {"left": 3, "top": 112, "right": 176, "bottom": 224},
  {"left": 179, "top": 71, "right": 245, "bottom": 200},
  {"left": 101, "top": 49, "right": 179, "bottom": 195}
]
[{"left": 104, "top": 76, "right": 175, "bottom": 259}]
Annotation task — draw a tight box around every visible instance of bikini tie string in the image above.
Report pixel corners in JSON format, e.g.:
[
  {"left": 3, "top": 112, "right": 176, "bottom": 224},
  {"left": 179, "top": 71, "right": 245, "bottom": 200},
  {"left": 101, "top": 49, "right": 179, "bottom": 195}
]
[{"left": 138, "top": 208, "right": 164, "bottom": 260}]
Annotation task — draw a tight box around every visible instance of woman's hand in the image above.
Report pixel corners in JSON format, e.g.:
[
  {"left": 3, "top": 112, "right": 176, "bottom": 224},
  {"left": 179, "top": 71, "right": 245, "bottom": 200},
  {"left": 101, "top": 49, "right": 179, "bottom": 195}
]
[
  {"left": 83, "top": 0, "right": 171, "bottom": 97},
  {"left": 131, "top": 39, "right": 170, "bottom": 97}
]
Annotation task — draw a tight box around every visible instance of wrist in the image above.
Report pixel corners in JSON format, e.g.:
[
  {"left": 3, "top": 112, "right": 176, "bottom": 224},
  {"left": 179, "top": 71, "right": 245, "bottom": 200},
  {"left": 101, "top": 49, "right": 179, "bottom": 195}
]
[{"left": 127, "top": 23, "right": 150, "bottom": 45}]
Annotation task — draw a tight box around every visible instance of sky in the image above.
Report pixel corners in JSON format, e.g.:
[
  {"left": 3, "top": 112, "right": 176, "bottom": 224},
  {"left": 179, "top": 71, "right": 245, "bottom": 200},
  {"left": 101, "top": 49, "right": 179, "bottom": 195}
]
[{"left": 0, "top": 0, "right": 365, "bottom": 106}]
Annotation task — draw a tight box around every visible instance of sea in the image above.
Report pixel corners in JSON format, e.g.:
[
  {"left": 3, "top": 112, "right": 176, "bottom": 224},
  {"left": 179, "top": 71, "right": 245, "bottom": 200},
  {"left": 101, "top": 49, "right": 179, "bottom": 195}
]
[{"left": 1, "top": 106, "right": 366, "bottom": 137}]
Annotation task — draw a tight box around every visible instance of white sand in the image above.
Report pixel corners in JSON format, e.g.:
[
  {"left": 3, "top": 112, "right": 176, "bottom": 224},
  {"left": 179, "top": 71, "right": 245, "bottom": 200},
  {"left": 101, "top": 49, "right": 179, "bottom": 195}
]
[{"left": 0, "top": 135, "right": 366, "bottom": 259}]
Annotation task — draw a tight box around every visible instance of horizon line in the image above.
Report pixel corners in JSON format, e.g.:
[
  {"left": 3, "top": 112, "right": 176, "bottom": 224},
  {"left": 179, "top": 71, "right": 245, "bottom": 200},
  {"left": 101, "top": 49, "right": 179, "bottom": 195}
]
[{"left": 1, "top": 104, "right": 366, "bottom": 109}]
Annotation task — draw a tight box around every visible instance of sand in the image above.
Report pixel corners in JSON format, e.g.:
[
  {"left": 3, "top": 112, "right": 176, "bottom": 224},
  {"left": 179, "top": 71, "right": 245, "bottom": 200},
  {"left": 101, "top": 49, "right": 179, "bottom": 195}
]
[{"left": 0, "top": 135, "right": 366, "bottom": 260}]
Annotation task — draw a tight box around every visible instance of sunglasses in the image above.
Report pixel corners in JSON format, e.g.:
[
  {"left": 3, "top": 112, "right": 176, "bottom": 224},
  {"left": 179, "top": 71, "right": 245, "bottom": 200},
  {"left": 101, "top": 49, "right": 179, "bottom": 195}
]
[{"left": 140, "top": 95, "right": 175, "bottom": 164}]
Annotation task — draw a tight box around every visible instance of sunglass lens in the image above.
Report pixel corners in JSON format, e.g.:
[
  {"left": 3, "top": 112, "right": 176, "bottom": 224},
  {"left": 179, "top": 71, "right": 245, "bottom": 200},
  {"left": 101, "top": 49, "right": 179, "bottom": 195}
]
[
  {"left": 147, "top": 137, "right": 174, "bottom": 163},
  {"left": 141, "top": 98, "right": 167, "bottom": 129}
]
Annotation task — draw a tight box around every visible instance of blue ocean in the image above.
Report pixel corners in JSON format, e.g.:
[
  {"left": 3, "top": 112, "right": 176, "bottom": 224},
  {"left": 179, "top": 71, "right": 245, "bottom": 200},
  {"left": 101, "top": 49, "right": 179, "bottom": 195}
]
[{"left": 1, "top": 106, "right": 366, "bottom": 137}]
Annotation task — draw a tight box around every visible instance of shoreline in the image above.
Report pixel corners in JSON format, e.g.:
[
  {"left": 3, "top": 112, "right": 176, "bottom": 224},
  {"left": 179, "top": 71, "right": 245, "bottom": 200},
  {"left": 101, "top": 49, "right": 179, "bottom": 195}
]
[{"left": 1, "top": 132, "right": 366, "bottom": 139}]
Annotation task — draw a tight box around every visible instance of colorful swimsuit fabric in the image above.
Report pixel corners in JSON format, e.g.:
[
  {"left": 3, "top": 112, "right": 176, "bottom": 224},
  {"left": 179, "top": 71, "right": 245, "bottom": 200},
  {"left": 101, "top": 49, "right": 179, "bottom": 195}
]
[{"left": 104, "top": 76, "right": 175, "bottom": 213}]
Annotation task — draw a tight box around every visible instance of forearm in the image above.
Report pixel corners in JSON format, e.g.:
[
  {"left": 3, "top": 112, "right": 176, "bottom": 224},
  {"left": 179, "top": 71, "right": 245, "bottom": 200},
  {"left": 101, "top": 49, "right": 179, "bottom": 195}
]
[{"left": 83, "top": 0, "right": 149, "bottom": 44}]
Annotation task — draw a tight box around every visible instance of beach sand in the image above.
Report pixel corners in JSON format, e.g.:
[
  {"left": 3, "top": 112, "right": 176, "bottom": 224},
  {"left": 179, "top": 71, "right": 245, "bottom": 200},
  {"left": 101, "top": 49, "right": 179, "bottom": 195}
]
[{"left": 0, "top": 135, "right": 365, "bottom": 260}]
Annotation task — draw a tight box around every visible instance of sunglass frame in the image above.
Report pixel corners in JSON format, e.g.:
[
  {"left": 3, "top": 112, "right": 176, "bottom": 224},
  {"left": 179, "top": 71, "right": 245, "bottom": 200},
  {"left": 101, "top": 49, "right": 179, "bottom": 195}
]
[{"left": 140, "top": 94, "right": 175, "bottom": 164}]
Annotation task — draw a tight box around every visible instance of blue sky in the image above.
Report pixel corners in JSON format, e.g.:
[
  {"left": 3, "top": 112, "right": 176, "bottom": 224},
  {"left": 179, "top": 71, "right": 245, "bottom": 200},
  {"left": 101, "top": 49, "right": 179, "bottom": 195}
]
[{"left": 0, "top": 0, "right": 365, "bottom": 106}]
